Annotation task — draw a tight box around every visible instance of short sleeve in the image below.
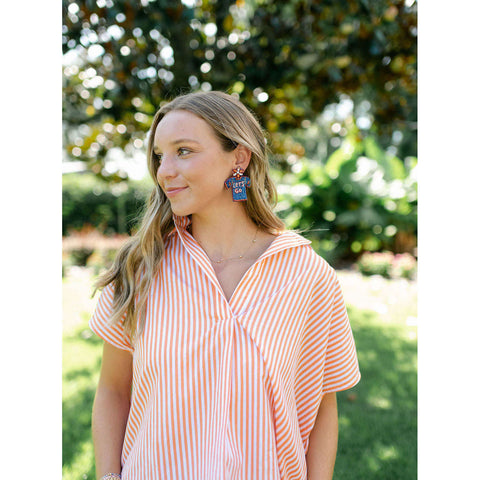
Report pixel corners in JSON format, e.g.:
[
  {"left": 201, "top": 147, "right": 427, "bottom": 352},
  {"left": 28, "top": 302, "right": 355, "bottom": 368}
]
[
  {"left": 89, "top": 282, "right": 134, "bottom": 353},
  {"left": 321, "top": 272, "right": 360, "bottom": 394},
  {"left": 295, "top": 263, "right": 360, "bottom": 450}
]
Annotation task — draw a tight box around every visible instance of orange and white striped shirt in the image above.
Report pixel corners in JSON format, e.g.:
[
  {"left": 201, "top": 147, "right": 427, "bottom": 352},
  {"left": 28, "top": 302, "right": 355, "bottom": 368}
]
[{"left": 90, "top": 214, "right": 360, "bottom": 479}]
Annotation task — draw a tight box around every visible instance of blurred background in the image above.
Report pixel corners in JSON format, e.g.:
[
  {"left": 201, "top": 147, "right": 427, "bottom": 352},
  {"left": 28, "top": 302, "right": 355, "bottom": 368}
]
[{"left": 62, "top": 1, "right": 417, "bottom": 479}]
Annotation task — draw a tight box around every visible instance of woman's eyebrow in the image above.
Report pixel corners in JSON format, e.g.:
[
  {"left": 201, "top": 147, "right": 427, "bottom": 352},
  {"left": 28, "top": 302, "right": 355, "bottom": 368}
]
[
  {"left": 171, "top": 138, "right": 201, "bottom": 145},
  {"left": 153, "top": 138, "right": 201, "bottom": 153}
]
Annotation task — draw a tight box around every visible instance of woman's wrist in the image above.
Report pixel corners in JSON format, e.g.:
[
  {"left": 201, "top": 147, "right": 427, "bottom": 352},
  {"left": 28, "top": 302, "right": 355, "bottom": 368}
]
[{"left": 100, "top": 474, "right": 121, "bottom": 480}]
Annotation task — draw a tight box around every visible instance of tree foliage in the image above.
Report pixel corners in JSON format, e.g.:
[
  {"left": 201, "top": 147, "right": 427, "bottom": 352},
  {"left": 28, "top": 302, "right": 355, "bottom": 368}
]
[{"left": 62, "top": 0, "right": 416, "bottom": 181}]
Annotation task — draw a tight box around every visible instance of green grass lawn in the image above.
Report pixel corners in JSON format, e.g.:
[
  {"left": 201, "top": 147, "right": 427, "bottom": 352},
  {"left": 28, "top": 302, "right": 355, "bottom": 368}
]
[
  {"left": 63, "top": 324, "right": 102, "bottom": 480},
  {"left": 63, "top": 270, "right": 416, "bottom": 479},
  {"left": 335, "top": 306, "right": 417, "bottom": 479}
]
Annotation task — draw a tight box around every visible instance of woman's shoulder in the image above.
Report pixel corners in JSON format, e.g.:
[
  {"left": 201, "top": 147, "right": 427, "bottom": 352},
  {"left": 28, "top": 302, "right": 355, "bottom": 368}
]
[
  {"left": 277, "top": 229, "right": 312, "bottom": 246},
  {"left": 275, "top": 230, "right": 335, "bottom": 273}
]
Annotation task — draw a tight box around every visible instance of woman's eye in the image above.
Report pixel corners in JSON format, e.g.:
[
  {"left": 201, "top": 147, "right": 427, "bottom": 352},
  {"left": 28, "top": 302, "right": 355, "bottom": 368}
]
[{"left": 154, "top": 148, "right": 190, "bottom": 162}]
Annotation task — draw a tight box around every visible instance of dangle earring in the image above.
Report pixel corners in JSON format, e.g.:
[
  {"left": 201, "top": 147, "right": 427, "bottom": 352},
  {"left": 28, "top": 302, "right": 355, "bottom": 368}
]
[{"left": 224, "top": 167, "right": 251, "bottom": 202}]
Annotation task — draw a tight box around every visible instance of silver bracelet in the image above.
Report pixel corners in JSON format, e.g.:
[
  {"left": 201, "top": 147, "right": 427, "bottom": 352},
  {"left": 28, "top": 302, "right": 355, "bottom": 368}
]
[{"left": 100, "top": 474, "right": 121, "bottom": 480}]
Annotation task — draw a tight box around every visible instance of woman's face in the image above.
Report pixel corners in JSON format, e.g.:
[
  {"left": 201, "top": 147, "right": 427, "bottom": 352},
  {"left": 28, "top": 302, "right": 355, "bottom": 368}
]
[{"left": 154, "top": 110, "right": 237, "bottom": 217}]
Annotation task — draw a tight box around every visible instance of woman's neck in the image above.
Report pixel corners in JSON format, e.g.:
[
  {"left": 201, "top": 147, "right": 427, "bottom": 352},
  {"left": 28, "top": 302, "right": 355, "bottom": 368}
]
[{"left": 190, "top": 205, "right": 259, "bottom": 260}]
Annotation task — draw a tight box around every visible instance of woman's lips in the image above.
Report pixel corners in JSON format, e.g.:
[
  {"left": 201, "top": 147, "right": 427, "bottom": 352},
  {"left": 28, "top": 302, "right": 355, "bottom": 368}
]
[{"left": 165, "top": 186, "right": 188, "bottom": 198}]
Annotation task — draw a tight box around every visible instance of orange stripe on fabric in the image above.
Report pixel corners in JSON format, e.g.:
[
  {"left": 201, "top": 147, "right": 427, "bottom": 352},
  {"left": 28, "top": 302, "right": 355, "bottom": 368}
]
[{"left": 88, "top": 222, "right": 360, "bottom": 479}]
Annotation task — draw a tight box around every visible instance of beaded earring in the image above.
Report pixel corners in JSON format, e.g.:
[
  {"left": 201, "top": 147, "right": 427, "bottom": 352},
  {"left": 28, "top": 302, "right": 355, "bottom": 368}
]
[{"left": 224, "top": 167, "right": 251, "bottom": 202}]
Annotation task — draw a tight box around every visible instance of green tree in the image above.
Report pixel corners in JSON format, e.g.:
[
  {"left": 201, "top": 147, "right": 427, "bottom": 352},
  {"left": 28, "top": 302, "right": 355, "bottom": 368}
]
[{"left": 62, "top": 0, "right": 416, "bottom": 181}]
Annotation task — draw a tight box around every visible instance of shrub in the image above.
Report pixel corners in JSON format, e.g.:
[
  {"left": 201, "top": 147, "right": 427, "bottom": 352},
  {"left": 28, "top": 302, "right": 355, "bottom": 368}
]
[
  {"left": 69, "top": 247, "right": 95, "bottom": 266},
  {"left": 356, "top": 251, "right": 395, "bottom": 277},
  {"left": 275, "top": 128, "right": 417, "bottom": 266},
  {"left": 63, "top": 224, "right": 129, "bottom": 271},
  {"left": 391, "top": 253, "right": 417, "bottom": 280},
  {"left": 356, "top": 251, "right": 416, "bottom": 279},
  {"left": 62, "top": 173, "right": 153, "bottom": 235},
  {"left": 86, "top": 248, "right": 119, "bottom": 275}
]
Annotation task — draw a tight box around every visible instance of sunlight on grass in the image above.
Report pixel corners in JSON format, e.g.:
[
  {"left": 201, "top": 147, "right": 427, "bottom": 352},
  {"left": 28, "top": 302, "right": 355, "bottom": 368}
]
[
  {"left": 368, "top": 395, "right": 392, "bottom": 410},
  {"left": 63, "top": 325, "right": 102, "bottom": 479},
  {"left": 338, "top": 415, "right": 351, "bottom": 429},
  {"left": 358, "top": 349, "right": 378, "bottom": 363},
  {"left": 62, "top": 440, "right": 96, "bottom": 480},
  {"left": 335, "top": 306, "right": 416, "bottom": 479},
  {"left": 377, "top": 444, "right": 399, "bottom": 461},
  {"left": 365, "top": 454, "right": 381, "bottom": 474}
]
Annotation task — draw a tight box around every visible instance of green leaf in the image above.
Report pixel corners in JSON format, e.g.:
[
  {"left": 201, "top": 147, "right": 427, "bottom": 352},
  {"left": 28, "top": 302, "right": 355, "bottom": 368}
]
[
  {"left": 364, "top": 136, "right": 406, "bottom": 180},
  {"left": 325, "top": 138, "right": 358, "bottom": 178}
]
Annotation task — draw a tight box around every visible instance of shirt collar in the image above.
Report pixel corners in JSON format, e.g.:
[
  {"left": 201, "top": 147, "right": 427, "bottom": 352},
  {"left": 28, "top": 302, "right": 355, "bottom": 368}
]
[
  {"left": 172, "top": 214, "right": 311, "bottom": 257},
  {"left": 173, "top": 214, "right": 192, "bottom": 233}
]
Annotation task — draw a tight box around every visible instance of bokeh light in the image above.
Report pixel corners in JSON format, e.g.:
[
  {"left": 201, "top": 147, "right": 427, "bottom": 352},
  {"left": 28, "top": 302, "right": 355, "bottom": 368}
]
[{"left": 204, "top": 23, "right": 217, "bottom": 37}]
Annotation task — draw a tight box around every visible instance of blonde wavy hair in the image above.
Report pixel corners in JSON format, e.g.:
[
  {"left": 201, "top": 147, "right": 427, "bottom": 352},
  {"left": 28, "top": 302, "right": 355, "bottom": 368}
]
[{"left": 95, "top": 90, "right": 285, "bottom": 341}]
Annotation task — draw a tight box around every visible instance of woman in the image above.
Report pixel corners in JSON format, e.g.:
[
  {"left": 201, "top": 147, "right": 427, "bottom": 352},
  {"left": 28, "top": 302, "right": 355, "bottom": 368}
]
[{"left": 90, "top": 91, "right": 360, "bottom": 480}]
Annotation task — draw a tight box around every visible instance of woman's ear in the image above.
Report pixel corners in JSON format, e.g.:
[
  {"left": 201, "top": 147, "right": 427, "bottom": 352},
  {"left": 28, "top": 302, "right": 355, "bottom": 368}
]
[{"left": 233, "top": 144, "right": 252, "bottom": 171}]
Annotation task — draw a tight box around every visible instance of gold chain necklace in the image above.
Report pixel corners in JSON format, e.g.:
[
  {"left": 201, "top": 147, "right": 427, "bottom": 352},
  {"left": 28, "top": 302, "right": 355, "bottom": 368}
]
[{"left": 196, "top": 227, "right": 259, "bottom": 264}]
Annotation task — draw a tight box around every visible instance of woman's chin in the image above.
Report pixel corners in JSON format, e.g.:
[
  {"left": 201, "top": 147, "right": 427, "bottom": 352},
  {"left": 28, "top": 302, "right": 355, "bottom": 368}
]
[{"left": 170, "top": 203, "right": 194, "bottom": 218}]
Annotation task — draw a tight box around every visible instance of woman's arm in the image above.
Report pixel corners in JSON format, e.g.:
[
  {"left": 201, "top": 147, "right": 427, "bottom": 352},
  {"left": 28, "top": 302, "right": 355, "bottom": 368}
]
[
  {"left": 92, "top": 341, "right": 133, "bottom": 479},
  {"left": 306, "top": 392, "right": 338, "bottom": 480}
]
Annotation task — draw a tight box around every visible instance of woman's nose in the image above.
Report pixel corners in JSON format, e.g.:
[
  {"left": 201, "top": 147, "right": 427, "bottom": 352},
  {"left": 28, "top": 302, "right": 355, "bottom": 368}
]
[{"left": 156, "top": 154, "right": 176, "bottom": 181}]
